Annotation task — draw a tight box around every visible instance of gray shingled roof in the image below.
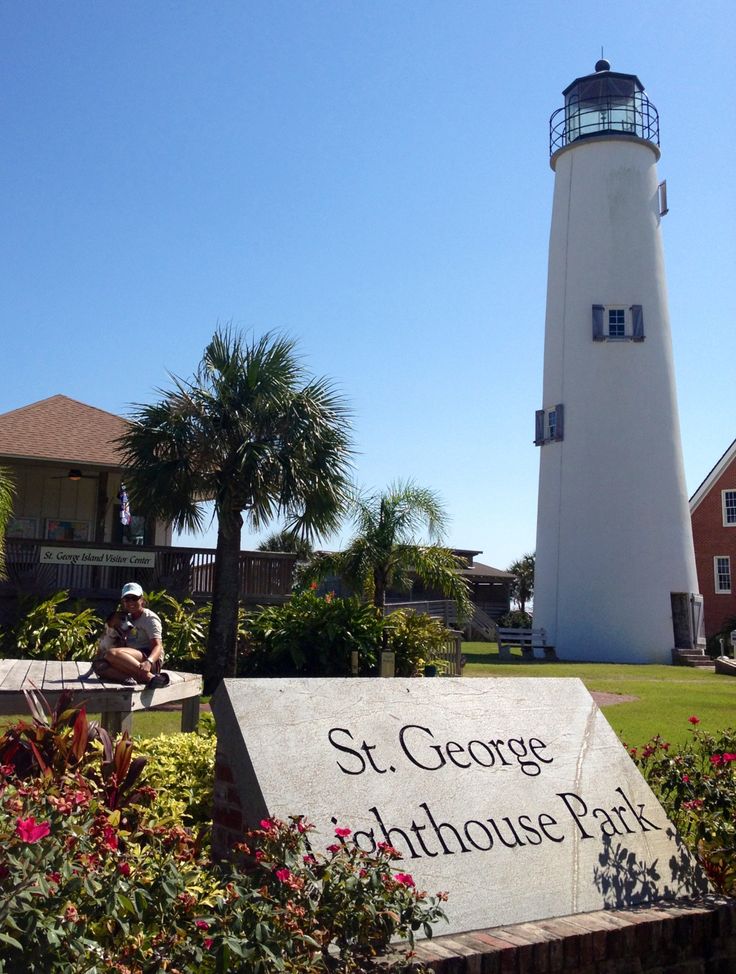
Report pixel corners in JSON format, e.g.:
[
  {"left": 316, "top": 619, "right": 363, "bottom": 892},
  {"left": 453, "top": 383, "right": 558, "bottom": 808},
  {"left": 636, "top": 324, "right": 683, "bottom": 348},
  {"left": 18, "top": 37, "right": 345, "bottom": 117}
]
[{"left": 0, "top": 395, "right": 129, "bottom": 468}]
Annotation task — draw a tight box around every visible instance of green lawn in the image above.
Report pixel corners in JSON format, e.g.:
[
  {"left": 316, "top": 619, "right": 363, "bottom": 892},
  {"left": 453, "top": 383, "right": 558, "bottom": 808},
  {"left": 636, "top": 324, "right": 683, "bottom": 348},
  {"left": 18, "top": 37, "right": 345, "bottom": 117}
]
[
  {"left": 4, "top": 651, "right": 735, "bottom": 749},
  {"left": 462, "top": 642, "right": 736, "bottom": 747}
]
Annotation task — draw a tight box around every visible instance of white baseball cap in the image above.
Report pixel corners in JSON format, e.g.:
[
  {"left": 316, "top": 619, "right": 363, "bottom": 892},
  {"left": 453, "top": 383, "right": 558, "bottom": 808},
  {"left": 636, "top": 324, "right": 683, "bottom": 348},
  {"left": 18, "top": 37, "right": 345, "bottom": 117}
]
[{"left": 121, "top": 582, "right": 144, "bottom": 599}]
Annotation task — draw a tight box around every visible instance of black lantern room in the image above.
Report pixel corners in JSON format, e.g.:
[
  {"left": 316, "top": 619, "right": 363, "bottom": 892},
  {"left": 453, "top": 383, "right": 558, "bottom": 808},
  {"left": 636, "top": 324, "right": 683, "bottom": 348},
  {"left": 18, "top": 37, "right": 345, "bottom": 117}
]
[{"left": 550, "top": 60, "right": 659, "bottom": 156}]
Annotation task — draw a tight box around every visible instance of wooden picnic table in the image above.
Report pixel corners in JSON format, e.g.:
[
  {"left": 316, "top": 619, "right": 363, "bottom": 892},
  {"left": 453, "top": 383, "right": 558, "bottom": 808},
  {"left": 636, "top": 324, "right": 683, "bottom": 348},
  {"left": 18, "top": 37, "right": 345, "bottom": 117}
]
[{"left": 0, "top": 659, "right": 202, "bottom": 735}]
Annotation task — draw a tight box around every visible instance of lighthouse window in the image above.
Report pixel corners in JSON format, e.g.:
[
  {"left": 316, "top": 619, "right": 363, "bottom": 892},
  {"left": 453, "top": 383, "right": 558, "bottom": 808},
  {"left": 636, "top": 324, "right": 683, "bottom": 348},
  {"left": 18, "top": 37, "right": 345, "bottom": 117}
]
[
  {"left": 608, "top": 309, "right": 626, "bottom": 338},
  {"left": 715, "top": 557, "right": 732, "bottom": 594},
  {"left": 722, "top": 490, "right": 736, "bottom": 526}
]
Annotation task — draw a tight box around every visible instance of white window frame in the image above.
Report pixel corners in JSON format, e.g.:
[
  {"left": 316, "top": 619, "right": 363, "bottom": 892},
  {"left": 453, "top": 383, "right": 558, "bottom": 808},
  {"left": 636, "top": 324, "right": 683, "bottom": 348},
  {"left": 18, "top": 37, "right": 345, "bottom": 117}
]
[
  {"left": 722, "top": 490, "right": 736, "bottom": 526},
  {"left": 607, "top": 307, "right": 626, "bottom": 339},
  {"left": 715, "top": 556, "right": 732, "bottom": 594}
]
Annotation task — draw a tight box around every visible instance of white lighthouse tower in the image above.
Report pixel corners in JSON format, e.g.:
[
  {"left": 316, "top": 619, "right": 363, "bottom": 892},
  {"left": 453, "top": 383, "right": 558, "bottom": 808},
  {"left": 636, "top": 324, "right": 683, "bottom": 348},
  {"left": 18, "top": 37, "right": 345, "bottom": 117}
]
[{"left": 533, "top": 60, "right": 701, "bottom": 664}]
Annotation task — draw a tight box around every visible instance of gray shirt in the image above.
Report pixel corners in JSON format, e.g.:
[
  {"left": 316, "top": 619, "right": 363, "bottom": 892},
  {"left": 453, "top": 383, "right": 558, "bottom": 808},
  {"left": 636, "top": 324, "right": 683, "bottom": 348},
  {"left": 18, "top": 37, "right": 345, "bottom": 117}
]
[{"left": 125, "top": 608, "right": 163, "bottom": 656}]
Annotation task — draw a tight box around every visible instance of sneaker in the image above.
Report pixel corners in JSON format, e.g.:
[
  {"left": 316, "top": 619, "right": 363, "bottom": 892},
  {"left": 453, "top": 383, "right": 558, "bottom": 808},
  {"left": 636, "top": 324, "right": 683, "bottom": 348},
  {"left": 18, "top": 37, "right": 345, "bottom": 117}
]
[{"left": 147, "top": 672, "right": 170, "bottom": 689}]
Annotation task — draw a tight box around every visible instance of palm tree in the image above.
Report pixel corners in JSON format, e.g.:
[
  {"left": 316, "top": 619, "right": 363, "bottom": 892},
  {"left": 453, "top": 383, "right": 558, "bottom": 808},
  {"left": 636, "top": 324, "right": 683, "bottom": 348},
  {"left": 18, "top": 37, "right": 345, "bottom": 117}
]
[
  {"left": 0, "top": 467, "right": 15, "bottom": 581},
  {"left": 301, "top": 480, "right": 472, "bottom": 618},
  {"left": 508, "top": 552, "right": 535, "bottom": 614},
  {"left": 257, "top": 529, "right": 314, "bottom": 560},
  {"left": 118, "top": 328, "right": 353, "bottom": 693}
]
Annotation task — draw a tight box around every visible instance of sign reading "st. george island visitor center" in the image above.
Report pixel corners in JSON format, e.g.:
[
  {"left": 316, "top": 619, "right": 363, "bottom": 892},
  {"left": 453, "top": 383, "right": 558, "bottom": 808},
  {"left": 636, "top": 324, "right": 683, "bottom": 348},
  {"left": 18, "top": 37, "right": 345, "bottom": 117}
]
[{"left": 212, "top": 678, "right": 707, "bottom": 936}]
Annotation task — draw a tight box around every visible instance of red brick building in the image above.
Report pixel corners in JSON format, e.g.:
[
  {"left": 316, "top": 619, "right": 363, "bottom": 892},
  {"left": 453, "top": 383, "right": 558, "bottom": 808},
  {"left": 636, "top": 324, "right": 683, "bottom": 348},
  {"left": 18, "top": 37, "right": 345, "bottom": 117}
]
[{"left": 690, "top": 439, "right": 736, "bottom": 638}]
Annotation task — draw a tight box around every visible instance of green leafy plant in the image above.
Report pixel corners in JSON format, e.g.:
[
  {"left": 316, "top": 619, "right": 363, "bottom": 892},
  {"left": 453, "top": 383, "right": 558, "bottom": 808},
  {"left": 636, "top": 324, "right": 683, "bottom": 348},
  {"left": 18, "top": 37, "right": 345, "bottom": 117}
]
[
  {"left": 498, "top": 609, "right": 533, "bottom": 628},
  {"left": 241, "top": 589, "right": 382, "bottom": 676},
  {"left": 11, "top": 591, "right": 100, "bottom": 661},
  {"left": 385, "top": 609, "right": 455, "bottom": 676},
  {"left": 138, "top": 730, "right": 216, "bottom": 829},
  {"left": 144, "top": 590, "right": 212, "bottom": 671}
]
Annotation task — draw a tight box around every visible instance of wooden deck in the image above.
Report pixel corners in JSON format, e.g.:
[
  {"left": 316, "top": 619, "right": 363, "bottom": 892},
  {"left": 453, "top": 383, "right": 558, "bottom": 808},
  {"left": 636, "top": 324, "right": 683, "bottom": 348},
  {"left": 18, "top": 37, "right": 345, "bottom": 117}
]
[{"left": 0, "top": 659, "right": 202, "bottom": 735}]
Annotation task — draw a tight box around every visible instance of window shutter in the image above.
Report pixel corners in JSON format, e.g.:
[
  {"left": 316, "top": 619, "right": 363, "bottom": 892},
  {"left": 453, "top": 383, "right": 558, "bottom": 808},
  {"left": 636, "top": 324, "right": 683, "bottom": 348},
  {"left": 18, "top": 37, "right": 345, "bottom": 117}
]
[
  {"left": 535, "top": 410, "right": 545, "bottom": 446},
  {"left": 554, "top": 403, "right": 564, "bottom": 440},
  {"left": 592, "top": 304, "right": 604, "bottom": 341},
  {"left": 631, "top": 304, "right": 644, "bottom": 341}
]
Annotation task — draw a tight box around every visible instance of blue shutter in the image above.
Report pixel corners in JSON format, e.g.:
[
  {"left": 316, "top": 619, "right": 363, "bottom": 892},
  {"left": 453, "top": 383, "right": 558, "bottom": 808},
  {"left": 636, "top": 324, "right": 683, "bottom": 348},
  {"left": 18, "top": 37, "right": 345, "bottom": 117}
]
[
  {"left": 631, "top": 304, "right": 644, "bottom": 341},
  {"left": 535, "top": 410, "right": 545, "bottom": 446},
  {"left": 555, "top": 403, "right": 564, "bottom": 441},
  {"left": 592, "top": 305, "right": 604, "bottom": 341}
]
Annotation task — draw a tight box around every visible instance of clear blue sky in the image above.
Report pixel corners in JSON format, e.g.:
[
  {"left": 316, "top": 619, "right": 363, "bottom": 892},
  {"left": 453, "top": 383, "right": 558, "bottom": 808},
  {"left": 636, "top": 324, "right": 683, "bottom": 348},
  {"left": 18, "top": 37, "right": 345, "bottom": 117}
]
[{"left": 1, "top": 1, "right": 733, "bottom": 569}]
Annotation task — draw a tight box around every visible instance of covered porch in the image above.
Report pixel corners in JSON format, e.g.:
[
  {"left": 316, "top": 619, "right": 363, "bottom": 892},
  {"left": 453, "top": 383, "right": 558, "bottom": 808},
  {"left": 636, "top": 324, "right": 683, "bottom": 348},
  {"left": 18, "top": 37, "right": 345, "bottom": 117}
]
[{"left": 0, "top": 539, "right": 297, "bottom": 625}]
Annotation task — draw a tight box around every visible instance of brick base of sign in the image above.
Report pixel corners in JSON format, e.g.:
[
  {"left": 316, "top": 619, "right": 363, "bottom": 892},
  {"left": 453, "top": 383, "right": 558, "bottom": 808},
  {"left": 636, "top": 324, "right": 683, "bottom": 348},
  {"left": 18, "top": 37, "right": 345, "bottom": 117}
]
[
  {"left": 406, "top": 897, "right": 736, "bottom": 973},
  {"left": 213, "top": 748, "right": 736, "bottom": 973}
]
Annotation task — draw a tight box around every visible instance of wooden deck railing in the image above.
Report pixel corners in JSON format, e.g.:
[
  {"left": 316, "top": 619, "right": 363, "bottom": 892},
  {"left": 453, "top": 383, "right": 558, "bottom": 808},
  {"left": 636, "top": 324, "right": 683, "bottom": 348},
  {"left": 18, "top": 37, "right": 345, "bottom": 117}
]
[{"left": 1, "top": 540, "right": 297, "bottom": 604}]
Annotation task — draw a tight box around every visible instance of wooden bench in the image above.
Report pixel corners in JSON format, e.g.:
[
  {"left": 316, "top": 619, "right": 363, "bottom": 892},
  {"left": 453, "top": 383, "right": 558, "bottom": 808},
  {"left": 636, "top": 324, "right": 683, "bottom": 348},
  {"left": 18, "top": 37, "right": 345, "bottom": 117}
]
[
  {"left": 496, "top": 627, "right": 557, "bottom": 661},
  {"left": 0, "top": 659, "right": 202, "bottom": 735}
]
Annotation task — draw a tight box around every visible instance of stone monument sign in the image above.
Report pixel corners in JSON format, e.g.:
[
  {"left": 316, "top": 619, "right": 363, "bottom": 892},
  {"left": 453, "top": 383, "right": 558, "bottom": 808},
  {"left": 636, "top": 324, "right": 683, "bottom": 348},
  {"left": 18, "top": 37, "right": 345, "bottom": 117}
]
[{"left": 212, "top": 677, "right": 707, "bottom": 936}]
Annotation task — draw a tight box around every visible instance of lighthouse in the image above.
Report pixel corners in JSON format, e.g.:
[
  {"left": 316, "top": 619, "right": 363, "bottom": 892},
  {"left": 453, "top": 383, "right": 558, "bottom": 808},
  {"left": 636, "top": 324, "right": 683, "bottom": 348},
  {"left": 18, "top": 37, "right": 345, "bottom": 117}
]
[{"left": 533, "top": 61, "right": 701, "bottom": 664}]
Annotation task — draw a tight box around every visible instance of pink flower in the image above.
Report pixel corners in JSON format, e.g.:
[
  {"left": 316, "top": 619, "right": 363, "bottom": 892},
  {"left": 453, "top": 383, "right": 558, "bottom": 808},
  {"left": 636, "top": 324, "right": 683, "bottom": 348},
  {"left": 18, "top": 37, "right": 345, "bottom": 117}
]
[
  {"left": 688, "top": 716, "right": 700, "bottom": 725},
  {"left": 711, "top": 755, "right": 724, "bottom": 766},
  {"left": 204, "top": 938, "right": 213, "bottom": 950},
  {"left": 102, "top": 826, "right": 118, "bottom": 851},
  {"left": 326, "top": 843, "right": 341, "bottom": 854},
  {"left": 196, "top": 920, "right": 210, "bottom": 930},
  {"left": 724, "top": 753, "right": 736, "bottom": 762},
  {"left": 681, "top": 775, "right": 690, "bottom": 783},
  {"left": 117, "top": 862, "right": 131, "bottom": 877},
  {"left": 303, "top": 854, "right": 316, "bottom": 864},
  {"left": 395, "top": 873, "right": 415, "bottom": 887},
  {"left": 16, "top": 816, "right": 50, "bottom": 843},
  {"left": 260, "top": 819, "right": 275, "bottom": 831},
  {"left": 334, "top": 827, "right": 352, "bottom": 838},
  {"left": 275, "top": 868, "right": 292, "bottom": 883}
]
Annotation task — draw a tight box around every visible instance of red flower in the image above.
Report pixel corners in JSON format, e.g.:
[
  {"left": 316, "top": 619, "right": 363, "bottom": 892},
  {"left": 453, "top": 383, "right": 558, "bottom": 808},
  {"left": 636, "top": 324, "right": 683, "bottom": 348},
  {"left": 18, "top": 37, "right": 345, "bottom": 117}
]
[
  {"left": 724, "top": 753, "right": 736, "bottom": 762},
  {"left": 395, "top": 873, "right": 415, "bottom": 887},
  {"left": 275, "top": 868, "right": 292, "bottom": 883},
  {"left": 117, "top": 862, "right": 131, "bottom": 877},
  {"left": 260, "top": 818, "right": 275, "bottom": 831},
  {"left": 303, "top": 854, "right": 316, "bottom": 864},
  {"left": 16, "top": 816, "right": 50, "bottom": 843},
  {"left": 688, "top": 716, "right": 700, "bottom": 725},
  {"left": 204, "top": 938, "right": 213, "bottom": 950},
  {"left": 711, "top": 755, "right": 724, "bottom": 765},
  {"left": 326, "top": 843, "right": 341, "bottom": 854},
  {"left": 681, "top": 775, "right": 690, "bottom": 783},
  {"left": 196, "top": 920, "right": 210, "bottom": 930},
  {"left": 334, "top": 827, "right": 352, "bottom": 838},
  {"left": 309, "top": 582, "right": 318, "bottom": 590}
]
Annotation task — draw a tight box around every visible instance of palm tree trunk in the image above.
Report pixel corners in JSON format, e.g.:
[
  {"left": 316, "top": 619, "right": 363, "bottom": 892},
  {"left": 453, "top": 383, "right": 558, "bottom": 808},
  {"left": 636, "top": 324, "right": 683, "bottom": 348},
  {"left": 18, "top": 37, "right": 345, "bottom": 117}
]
[{"left": 204, "top": 506, "right": 243, "bottom": 695}]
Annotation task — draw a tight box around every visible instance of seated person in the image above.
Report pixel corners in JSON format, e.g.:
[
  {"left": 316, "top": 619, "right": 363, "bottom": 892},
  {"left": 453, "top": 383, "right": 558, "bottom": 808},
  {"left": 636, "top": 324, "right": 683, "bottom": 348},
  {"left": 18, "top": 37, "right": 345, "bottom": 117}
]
[{"left": 101, "top": 582, "right": 169, "bottom": 688}]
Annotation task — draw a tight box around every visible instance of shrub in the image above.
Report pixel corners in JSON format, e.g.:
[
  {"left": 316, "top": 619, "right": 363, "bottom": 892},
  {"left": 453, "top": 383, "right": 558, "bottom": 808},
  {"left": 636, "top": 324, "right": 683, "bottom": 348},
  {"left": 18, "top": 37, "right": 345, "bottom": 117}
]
[
  {"left": 10, "top": 592, "right": 100, "bottom": 661},
  {"left": 138, "top": 729, "right": 216, "bottom": 829},
  {"left": 497, "top": 609, "right": 533, "bottom": 629},
  {"left": 385, "top": 609, "right": 455, "bottom": 676},
  {"left": 241, "top": 590, "right": 382, "bottom": 676},
  {"left": 0, "top": 698, "right": 448, "bottom": 972},
  {"left": 144, "top": 590, "right": 212, "bottom": 671},
  {"left": 633, "top": 719, "right": 736, "bottom": 895}
]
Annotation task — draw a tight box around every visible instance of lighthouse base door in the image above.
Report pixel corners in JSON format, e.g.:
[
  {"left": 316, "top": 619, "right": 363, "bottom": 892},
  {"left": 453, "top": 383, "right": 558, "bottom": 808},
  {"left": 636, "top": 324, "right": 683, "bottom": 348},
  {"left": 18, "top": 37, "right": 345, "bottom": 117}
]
[{"left": 671, "top": 592, "right": 706, "bottom": 650}]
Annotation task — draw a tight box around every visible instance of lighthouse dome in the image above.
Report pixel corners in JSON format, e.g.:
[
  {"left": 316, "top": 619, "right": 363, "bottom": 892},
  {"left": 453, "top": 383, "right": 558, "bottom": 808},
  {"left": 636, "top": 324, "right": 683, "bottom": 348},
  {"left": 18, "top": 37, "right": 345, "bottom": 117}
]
[{"left": 549, "top": 62, "right": 659, "bottom": 155}]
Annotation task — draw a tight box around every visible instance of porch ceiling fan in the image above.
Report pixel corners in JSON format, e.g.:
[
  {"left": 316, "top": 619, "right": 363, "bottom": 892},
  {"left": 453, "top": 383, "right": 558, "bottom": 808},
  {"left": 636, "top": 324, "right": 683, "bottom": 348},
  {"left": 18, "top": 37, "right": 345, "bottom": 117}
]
[{"left": 50, "top": 469, "right": 100, "bottom": 481}]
